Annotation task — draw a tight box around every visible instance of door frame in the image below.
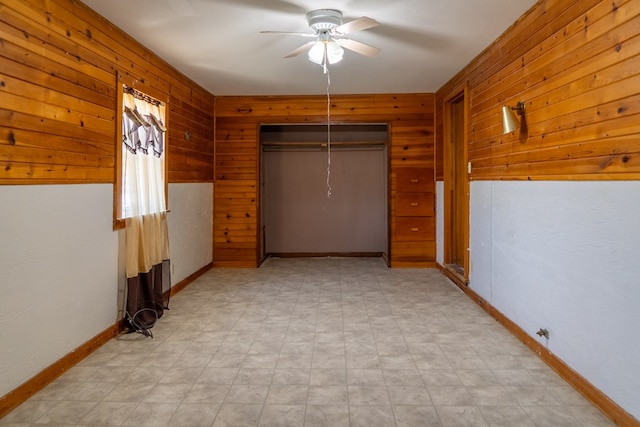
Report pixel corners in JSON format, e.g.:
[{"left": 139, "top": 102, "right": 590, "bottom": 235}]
[
  {"left": 442, "top": 83, "right": 470, "bottom": 284},
  {"left": 258, "top": 122, "right": 390, "bottom": 263}
]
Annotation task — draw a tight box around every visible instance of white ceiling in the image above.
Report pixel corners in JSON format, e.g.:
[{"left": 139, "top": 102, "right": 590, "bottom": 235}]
[{"left": 81, "top": 0, "right": 537, "bottom": 96}]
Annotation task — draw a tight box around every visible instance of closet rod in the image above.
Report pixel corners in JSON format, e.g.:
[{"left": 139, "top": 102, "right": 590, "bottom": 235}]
[{"left": 261, "top": 141, "right": 386, "bottom": 148}]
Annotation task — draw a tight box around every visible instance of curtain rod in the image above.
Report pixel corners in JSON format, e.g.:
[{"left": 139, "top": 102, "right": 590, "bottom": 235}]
[{"left": 123, "top": 85, "right": 163, "bottom": 107}]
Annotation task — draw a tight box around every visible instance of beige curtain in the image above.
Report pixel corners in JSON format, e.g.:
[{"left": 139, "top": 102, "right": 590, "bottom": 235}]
[{"left": 125, "top": 212, "right": 170, "bottom": 279}]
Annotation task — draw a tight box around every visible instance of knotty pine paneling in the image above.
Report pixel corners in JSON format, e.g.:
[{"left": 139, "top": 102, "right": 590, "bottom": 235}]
[
  {"left": 436, "top": 0, "right": 640, "bottom": 180},
  {"left": 214, "top": 94, "right": 435, "bottom": 267},
  {"left": 0, "top": 0, "right": 214, "bottom": 184}
]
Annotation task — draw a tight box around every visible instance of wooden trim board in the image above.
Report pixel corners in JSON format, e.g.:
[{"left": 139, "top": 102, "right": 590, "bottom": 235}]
[{"left": 436, "top": 263, "right": 639, "bottom": 427}]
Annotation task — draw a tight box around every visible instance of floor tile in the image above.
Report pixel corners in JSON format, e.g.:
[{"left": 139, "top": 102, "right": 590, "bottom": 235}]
[
  {"left": 91, "top": 365, "right": 136, "bottom": 383},
  {"left": 467, "top": 386, "right": 518, "bottom": 406},
  {"left": 491, "top": 368, "right": 535, "bottom": 386},
  {"left": 62, "top": 381, "right": 118, "bottom": 401},
  {"left": 350, "top": 405, "right": 396, "bottom": 427},
  {"left": 566, "top": 405, "right": 618, "bottom": 427},
  {"left": 503, "top": 385, "right": 561, "bottom": 406},
  {"left": 387, "top": 385, "right": 432, "bottom": 406},
  {"left": 307, "top": 385, "right": 348, "bottom": 405},
  {"left": 102, "top": 382, "right": 155, "bottom": 402},
  {"left": 428, "top": 386, "right": 475, "bottom": 406},
  {"left": 27, "top": 380, "right": 79, "bottom": 402},
  {"left": 346, "top": 353, "right": 381, "bottom": 369},
  {"left": 455, "top": 370, "right": 500, "bottom": 387},
  {"left": 183, "top": 383, "right": 230, "bottom": 404},
  {"left": 520, "top": 405, "right": 582, "bottom": 427},
  {"left": 0, "top": 400, "right": 57, "bottom": 424},
  {"left": 436, "top": 406, "right": 489, "bottom": 427},
  {"left": 304, "top": 405, "right": 350, "bottom": 427},
  {"left": 310, "top": 368, "right": 347, "bottom": 386},
  {"left": 277, "top": 354, "right": 312, "bottom": 370},
  {"left": 546, "top": 384, "right": 591, "bottom": 406},
  {"left": 312, "top": 353, "right": 346, "bottom": 369},
  {"left": 380, "top": 354, "right": 418, "bottom": 370},
  {"left": 158, "top": 366, "right": 205, "bottom": 384},
  {"left": 393, "top": 405, "right": 442, "bottom": 427},
  {"left": 421, "top": 370, "right": 463, "bottom": 387},
  {"left": 265, "top": 384, "right": 308, "bottom": 405},
  {"left": 258, "top": 405, "right": 305, "bottom": 426},
  {"left": 197, "top": 367, "right": 239, "bottom": 384},
  {"left": 78, "top": 401, "right": 138, "bottom": 425},
  {"left": 348, "top": 385, "right": 391, "bottom": 406},
  {"left": 225, "top": 384, "right": 269, "bottom": 404},
  {"left": 35, "top": 400, "right": 98, "bottom": 424},
  {"left": 143, "top": 383, "right": 193, "bottom": 403},
  {"left": 212, "top": 403, "right": 262, "bottom": 427},
  {"left": 383, "top": 368, "right": 425, "bottom": 386},
  {"left": 478, "top": 405, "right": 535, "bottom": 427},
  {"left": 168, "top": 402, "right": 220, "bottom": 427},
  {"left": 269, "top": 368, "right": 310, "bottom": 385}
]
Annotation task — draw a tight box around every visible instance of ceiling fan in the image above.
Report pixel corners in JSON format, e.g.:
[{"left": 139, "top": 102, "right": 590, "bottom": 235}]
[{"left": 261, "top": 9, "right": 381, "bottom": 69}]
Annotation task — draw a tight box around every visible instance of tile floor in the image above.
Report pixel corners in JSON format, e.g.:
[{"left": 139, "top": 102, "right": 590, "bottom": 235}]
[{"left": 1, "top": 257, "right": 615, "bottom": 426}]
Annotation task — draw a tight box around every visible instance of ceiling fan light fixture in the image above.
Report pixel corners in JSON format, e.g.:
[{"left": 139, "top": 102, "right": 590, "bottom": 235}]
[
  {"left": 308, "top": 39, "right": 344, "bottom": 66},
  {"left": 308, "top": 41, "right": 326, "bottom": 65},
  {"left": 326, "top": 41, "right": 344, "bottom": 64}
]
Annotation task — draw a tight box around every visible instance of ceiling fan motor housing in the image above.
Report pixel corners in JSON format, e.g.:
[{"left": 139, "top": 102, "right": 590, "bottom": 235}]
[{"left": 307, "top": 9, "right": 342, "bottom": 32}]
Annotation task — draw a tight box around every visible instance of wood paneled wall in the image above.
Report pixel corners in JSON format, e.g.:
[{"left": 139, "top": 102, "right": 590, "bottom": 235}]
[
  {"left": 0, "top": 0, "right": 214, "bottom": 185},
  {"left": 436, "top": 0, "right": 640, "bottom": 181},
  {"left": 214, "top": 94, "right": 435, "bottom": 267}
]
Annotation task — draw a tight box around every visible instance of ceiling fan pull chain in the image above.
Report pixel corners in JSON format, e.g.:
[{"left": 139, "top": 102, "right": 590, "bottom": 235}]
[{"left": 326, "top": 69, "right": 332, "bottom": 199}]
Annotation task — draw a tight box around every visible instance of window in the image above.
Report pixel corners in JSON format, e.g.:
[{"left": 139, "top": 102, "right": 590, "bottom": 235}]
[{"left": 114, "top": 73, "right": 168, "bottom": 227}]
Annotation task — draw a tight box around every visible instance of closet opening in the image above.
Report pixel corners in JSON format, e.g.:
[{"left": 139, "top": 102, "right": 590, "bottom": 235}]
[{"left": 259, "top": 123, "right": 389, "bottom": 263}]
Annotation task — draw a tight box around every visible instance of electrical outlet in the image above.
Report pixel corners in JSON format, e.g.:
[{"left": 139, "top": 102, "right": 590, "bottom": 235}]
[{"left": 536, "top": 328, "right": 549, "bottom": 339}]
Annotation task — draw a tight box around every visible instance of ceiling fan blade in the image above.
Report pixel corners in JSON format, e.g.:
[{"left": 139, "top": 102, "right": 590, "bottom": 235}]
[
  {"left": 338, "top": 38, "right": 381, "bottom": 56},
  {"left": 333, "top": 16, "right": 379, "bottom": 35},
  {"left": 260, "top": 31, "right": 317, "bottom": 37},
  {"left": 284, "top": 41, "right": 316, "bottom": 58}
]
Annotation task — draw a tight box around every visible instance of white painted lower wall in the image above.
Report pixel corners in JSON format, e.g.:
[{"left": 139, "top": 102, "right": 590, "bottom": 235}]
[
  {"left": 0, "top": 183, "right": 213, "bottom": 399},
  {"left": 167, "top": 183, "right": 213, "bottom": 284},
  {"left": 0, "top": 185, "right": 118, "bottom": 397},
  {"left": 468, "top": 180, "right": 640, "bottom": 420}
]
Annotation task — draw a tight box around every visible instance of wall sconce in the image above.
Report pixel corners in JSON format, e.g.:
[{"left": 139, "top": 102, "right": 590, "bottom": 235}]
[
  {"left": 502, "top": 101, "right": 525, "bottom": 134},
  {"left": 184, "top": 130, "right": 192, "bottom": 141}
]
